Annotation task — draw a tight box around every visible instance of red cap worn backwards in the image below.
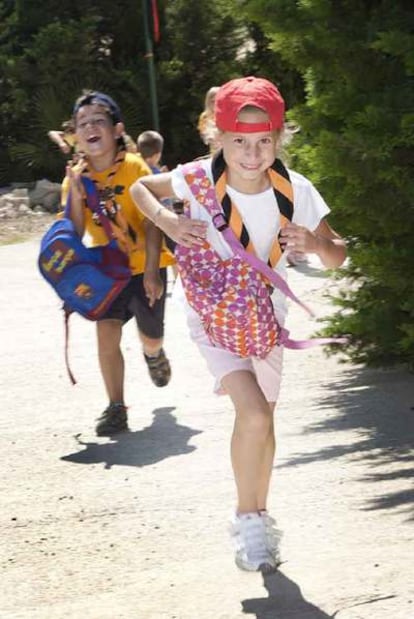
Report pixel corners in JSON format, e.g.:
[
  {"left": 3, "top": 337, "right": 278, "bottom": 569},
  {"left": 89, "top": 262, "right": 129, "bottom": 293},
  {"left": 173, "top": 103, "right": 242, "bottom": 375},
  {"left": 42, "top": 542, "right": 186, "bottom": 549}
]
[{"left": 214, "top": 76, "right": 285, "bottom": 133}]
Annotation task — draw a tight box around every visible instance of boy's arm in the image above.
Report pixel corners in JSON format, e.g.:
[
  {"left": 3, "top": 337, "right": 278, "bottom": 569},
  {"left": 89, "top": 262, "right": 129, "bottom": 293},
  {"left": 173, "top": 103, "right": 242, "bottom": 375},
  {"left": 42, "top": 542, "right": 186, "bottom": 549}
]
[
  {"left": 280, "top": 219, "right": 346, "bottom": 269},
  {"left": 143, "top": 219, "right": 164, "bottom": 307},
  {"left": 62, "top": 167, "right": 85, "bottom": 237}
]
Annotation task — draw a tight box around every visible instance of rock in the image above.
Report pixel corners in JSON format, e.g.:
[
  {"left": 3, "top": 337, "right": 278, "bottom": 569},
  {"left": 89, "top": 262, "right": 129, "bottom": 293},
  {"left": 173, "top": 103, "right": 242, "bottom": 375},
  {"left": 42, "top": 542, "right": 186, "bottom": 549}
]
[
  {"left": 11, "top": 188, "right": 30, "bottom": 198},
  {"left": 18, "top": 203, "right": 31, "bottom": 215},
  {"left": 28, "top": 179, "right": 62, "bottom": 213}
]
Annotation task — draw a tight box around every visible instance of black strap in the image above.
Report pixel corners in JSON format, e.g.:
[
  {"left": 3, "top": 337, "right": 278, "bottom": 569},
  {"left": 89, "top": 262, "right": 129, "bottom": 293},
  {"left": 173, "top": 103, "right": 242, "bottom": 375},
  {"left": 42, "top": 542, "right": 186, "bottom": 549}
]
[{"left": 211, "top": 150, "right": 293, "bottom": 251}]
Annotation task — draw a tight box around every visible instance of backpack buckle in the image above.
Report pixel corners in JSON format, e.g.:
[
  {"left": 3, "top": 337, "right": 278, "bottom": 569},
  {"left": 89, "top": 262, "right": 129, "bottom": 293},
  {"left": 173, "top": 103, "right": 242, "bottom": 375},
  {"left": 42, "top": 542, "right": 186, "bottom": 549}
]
[{"left": 212, "top": 213, "right": 228, "bottom": 232}]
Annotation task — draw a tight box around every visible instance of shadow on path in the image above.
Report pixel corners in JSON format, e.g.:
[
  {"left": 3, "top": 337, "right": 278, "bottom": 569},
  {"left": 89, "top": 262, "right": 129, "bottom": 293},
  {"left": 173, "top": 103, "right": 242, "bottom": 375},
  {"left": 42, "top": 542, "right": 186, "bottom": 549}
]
[
  {"left": 241, "top": 570, "right": 397, "bottom": 618},
  {"left": 287, "top": 262, "right": 331, "bottom": 279},
  {"left": 60, "top": 407, "right": 202, "bottom": 469},
  {"left": 279, "top": 366, "right": 414, "bottom": 519},
  {"left": 242, "top": 569, "right": 332, "bottom": 618}
]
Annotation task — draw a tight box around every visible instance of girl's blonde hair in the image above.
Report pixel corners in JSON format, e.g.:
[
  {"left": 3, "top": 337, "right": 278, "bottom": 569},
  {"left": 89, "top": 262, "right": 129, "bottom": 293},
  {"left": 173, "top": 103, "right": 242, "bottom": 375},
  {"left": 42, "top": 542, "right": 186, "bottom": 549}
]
[{"left": 204, "top": 86, "right": 220, "bottom": 112}]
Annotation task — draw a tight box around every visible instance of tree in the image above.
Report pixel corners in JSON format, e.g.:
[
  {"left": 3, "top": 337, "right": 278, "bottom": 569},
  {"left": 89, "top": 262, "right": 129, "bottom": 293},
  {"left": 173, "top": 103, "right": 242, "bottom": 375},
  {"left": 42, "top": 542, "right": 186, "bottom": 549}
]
[
  {"left": 242, "top": 0, "right": 414, "bottom": 367},
  {"left": 0, "top": 0, "right": 304, "bottom": 181},
  {"left": 0, "top": 0, "right": 149, "bottom": 182}
]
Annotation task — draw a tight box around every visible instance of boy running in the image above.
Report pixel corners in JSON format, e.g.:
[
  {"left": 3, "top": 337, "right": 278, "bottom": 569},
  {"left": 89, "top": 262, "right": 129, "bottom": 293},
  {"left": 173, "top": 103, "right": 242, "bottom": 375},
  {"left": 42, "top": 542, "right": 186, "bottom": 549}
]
[{"left": 63, "top": 91, "right": 174, "bottom": 436}]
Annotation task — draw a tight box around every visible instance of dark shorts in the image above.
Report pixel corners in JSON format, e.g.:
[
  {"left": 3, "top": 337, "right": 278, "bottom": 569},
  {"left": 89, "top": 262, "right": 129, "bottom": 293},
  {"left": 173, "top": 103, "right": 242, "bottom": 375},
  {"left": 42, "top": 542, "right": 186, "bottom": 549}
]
[
  {"left": 99, "top": 269, "right": 167, "bottom": 339},
  {"left": 164, "top": 234, "right": 177, "bottom": 254}
]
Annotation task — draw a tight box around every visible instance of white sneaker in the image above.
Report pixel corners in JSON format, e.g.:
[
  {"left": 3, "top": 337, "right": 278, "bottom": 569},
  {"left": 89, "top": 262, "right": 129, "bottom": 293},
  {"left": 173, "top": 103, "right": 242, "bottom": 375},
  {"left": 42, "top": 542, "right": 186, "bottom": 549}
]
[
  {"left": 230, "top": 512, "right": 277, "bottom": 572},
  {"left": 259, "top": 510, "right": 283, "bottom": 565}
]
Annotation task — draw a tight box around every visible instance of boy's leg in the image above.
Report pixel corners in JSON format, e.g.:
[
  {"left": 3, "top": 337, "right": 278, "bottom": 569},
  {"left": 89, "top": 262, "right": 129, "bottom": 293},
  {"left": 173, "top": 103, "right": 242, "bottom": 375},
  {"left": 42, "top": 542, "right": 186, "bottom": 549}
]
[
  {"left": 139, "top": 332, "right": 164, "bottom": 356},
  {"left": 132, "top": 268, "right": 171, "bottom": 387},
  {"left": 95, "top": 319, "right": 128, "bottom": 436},
  {"left": 96, "top": 319, "right": 124, "bottom": 403},
  {"left": 140, "top": 335, "right": 171, "bottom": 388}
]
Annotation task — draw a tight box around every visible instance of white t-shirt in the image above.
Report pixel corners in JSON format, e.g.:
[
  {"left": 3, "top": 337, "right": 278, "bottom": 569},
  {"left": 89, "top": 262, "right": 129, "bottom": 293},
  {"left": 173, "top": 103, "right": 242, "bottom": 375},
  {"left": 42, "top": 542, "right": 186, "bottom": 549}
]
[{"left": 170, "top": 158, "right": 330, "bottom": 324}]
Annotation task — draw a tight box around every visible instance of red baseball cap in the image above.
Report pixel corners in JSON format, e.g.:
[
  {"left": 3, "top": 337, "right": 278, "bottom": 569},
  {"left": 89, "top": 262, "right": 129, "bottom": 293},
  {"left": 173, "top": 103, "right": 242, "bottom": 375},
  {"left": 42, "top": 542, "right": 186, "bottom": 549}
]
[{"left": 214, "top": 76, "right": 285, "bottom": 133}]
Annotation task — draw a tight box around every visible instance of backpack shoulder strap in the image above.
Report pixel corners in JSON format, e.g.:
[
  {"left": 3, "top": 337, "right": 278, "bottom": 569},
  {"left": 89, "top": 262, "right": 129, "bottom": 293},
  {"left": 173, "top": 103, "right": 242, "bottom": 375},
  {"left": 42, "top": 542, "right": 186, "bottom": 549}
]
[
  {"left": 185, "top": 157, "right": 294, "bottom": 267},
  {"left": 182, "top": 161, "right": 223, "bottom": 219},
  {"left": 182, "top": 160, "right": 347, "bottom": 349},
  {"left": 64, "top": 177, "right": 115, "bottom": 243},
  {"left": 182, "top": 160, "right": 313, "bottom": 315}
]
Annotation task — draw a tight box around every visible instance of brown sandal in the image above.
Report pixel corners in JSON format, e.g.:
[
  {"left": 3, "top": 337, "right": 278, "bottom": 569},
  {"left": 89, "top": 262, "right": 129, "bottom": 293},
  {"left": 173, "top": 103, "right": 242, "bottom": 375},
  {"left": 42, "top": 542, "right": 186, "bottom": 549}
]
[{"left": 144, "top": 348, "right": 171, "bottom": 387}]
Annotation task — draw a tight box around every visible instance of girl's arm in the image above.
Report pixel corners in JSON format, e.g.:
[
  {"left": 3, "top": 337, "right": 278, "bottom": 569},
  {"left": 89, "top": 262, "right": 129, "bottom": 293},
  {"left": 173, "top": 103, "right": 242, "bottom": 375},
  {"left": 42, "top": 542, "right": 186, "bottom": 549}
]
[{"left": 130, "top": 173, "right": 207, "bottom": 247}]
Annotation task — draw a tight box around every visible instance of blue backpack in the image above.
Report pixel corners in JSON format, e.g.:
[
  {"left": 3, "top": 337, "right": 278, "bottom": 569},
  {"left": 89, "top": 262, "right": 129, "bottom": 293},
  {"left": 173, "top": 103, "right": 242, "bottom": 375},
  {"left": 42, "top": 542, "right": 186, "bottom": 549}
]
[
  {"left": 38, "top": 177, "right": 131, "bottom": 320},
  {"left": 38, "top": 177, "right": 131, "bottom": 383}
]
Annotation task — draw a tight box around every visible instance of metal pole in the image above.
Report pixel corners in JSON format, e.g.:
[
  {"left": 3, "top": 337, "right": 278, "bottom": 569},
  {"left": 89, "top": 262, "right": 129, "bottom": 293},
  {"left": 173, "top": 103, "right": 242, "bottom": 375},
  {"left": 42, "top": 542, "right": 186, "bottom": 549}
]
[{"left": 141, "top": 0, "right": 160, "bottom": 130}]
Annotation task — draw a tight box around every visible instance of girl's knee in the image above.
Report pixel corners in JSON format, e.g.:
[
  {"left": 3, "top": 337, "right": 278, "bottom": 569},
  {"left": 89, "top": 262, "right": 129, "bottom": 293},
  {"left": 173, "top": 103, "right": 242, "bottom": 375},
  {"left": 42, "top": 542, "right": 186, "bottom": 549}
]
[{"left": 236, "top": 405, "right": 273, "bottom": 437}]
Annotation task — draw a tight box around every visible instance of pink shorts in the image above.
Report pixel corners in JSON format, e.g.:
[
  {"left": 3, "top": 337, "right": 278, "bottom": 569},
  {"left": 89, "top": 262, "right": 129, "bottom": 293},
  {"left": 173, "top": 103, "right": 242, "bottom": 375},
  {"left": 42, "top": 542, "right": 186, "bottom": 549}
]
[{"left": 187, "top": 307, "right": 284, "bottom": 402}]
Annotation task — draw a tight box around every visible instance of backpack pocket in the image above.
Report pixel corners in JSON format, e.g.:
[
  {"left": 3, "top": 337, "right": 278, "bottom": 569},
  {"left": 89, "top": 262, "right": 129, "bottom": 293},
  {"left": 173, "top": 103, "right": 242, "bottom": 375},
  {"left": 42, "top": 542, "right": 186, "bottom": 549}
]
[{"left": 177, "top": 244, "right": 279, "bottom": 358}]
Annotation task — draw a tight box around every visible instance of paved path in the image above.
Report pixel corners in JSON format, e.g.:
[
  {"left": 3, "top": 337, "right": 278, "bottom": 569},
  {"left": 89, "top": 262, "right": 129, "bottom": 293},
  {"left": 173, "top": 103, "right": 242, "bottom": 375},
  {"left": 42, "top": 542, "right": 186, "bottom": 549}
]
[{"left": 0, "top": 240, "right": 413, "bottom": 619}]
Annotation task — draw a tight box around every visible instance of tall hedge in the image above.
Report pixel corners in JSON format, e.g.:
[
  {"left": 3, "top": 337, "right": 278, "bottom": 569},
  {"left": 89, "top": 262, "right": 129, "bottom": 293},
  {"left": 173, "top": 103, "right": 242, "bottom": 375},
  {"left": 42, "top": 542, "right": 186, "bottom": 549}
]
[{"left": 243, "top": 0, "right": 414, "bottom": 368}]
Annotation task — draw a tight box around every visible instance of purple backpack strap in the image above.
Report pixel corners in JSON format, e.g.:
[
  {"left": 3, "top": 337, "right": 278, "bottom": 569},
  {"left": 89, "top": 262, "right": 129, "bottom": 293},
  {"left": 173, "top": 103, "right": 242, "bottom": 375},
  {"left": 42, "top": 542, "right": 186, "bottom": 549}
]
[
  {"left": 216, "top": 213, "right": 313, "bottom": 316},
  {"left": 64, "top": 177, "right": 115, "bottom": 243},
  {"left": 278, "top": 326, "right": 348, "bottom": 349}
]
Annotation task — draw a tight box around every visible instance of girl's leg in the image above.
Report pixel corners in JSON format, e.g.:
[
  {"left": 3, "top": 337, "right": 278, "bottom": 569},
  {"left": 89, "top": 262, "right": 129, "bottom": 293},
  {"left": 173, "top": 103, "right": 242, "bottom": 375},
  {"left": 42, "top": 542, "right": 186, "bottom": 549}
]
[
  {"left": 221, "top": 370, "right": 273, "bottom": 514},
  {"left": 257, "top": 402, "right": 276, "bottom": 511}
]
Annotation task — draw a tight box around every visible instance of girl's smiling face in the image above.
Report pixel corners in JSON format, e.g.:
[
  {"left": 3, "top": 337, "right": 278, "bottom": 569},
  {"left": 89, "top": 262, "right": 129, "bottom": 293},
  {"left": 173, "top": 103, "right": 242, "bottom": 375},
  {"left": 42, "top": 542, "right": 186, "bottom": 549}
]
[
  {"left": 74, "top": 104, "right": 123, "bottom": 167},
  {"left": 219, "top": 108, "right": 280, "bottom": 193}
]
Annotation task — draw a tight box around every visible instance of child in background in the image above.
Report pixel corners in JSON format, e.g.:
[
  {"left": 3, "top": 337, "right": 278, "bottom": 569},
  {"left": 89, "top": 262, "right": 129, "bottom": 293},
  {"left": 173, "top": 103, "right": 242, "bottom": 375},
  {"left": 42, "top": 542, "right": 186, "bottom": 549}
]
[
  {"left": 197, "top": 86, "right": 220, "bottom": 154},
  {"left": 137, "top": 130, "right": 178, "bottom": 276},
  {"left": 61, "top": 91, "right": 174, "bottom": 437},
  {"left": 130, "top": 76, "right": 346, "bottom": 572},
  {"left": 137, "top": 130, "right": 167, "bottom": 174},
  {"left": 48, "top": 119, "right": 77, "bottom": 159}
]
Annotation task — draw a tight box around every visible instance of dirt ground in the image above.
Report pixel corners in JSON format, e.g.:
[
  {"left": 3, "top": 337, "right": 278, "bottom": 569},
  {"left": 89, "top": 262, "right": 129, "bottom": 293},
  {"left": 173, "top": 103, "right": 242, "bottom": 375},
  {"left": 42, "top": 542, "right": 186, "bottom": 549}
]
[
  {"left": 0, "top": 212, "right": 56, "bottom": 246},
  {"left": 0, "top": 233, "right": 413, "bottom": 619}
]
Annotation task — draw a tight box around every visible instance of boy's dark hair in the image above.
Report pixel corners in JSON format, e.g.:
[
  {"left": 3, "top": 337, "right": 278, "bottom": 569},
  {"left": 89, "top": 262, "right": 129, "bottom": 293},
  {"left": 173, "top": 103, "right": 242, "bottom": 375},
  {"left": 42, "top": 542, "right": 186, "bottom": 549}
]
[
  {"left": 73, "top": 90, "right": 126, "bottom": 150},
  {"left": 137, "top": 130, "right": 164, "bottom": 159},
  {"left": 72, "top": 90, "right": 122, "bottom": 124}
]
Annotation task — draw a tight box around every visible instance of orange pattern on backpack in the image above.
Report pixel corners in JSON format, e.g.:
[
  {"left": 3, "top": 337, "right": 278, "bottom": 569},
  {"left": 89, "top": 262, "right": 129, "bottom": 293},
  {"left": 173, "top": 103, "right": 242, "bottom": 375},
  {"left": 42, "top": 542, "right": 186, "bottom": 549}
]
[{"left": 175, "top": 162, "right": 293, "bottom": 358}]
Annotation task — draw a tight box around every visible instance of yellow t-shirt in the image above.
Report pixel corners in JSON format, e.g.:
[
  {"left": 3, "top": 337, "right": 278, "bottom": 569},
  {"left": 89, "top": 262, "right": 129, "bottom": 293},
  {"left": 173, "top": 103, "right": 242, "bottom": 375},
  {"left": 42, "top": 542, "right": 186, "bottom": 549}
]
[{"left": 61, "top": 152, "right": 175, "bottom": 275}]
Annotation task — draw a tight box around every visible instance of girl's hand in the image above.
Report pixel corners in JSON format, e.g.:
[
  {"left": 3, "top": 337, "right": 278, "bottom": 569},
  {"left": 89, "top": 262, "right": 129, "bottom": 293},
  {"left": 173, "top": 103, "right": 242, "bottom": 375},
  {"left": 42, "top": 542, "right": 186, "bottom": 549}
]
[
  {"left": 279, "top": 223, "right": 316, "bottom": 254},
  {"left": 280, "top": 220, "right": 347, "bottom": 268},
  {"left": 159, "top": 211, "right": 208, "bottom": 247}
]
